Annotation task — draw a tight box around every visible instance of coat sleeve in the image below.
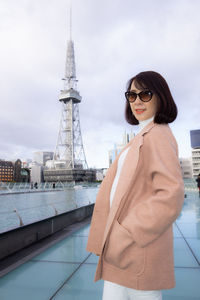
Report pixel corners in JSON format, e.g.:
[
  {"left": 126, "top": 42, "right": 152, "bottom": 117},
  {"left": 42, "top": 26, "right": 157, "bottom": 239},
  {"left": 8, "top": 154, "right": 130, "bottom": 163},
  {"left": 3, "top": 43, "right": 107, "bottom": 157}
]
[{"left": 121, "top": 128, "right": 185, "bottom": 248}]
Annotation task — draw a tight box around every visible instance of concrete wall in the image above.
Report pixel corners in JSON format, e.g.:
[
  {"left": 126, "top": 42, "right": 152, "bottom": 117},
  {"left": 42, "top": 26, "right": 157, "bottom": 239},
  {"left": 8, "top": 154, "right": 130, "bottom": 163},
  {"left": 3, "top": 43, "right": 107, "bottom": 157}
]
[{"left": 0, "top": 204, "right": 94, "bottom": 261}]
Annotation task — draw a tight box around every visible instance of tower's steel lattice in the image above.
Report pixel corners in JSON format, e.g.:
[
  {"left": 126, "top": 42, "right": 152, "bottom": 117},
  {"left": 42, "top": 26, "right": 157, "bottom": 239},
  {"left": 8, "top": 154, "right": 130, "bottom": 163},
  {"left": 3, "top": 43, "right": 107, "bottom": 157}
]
[
  {"left": 44, "top": 3, "right": 95, "bottom": 182},
  {"left": 53, "top": 35, "right": 88, "bottom": 170}
]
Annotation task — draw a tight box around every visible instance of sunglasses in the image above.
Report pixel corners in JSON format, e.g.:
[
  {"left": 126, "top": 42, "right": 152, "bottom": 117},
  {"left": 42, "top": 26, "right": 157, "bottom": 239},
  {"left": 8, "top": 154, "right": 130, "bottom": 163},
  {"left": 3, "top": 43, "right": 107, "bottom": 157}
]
[{"left": 125, "top": 90, "right": 153, "bottom": 103}]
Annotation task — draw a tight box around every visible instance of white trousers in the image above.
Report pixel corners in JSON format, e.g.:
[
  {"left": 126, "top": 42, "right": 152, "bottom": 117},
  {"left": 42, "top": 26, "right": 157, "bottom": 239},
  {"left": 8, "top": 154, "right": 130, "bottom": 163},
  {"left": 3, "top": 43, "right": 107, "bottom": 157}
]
[{"left": 102, "top": 280, "right": 162, "bottom": 300}]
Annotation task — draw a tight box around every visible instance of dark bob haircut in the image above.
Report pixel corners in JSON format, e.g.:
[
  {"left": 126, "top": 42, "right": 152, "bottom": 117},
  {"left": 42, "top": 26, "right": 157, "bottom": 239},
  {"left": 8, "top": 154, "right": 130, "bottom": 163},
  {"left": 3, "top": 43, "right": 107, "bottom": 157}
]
[{"left": 125, "top": 70, "right": 178, "bottom": 125}]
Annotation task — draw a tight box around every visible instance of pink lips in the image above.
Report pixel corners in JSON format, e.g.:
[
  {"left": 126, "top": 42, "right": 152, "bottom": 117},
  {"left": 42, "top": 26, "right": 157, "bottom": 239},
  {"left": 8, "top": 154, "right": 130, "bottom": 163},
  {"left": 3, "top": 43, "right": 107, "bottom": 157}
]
[{"left": 135, "top": 109, "right": 145, "bottom": 114}]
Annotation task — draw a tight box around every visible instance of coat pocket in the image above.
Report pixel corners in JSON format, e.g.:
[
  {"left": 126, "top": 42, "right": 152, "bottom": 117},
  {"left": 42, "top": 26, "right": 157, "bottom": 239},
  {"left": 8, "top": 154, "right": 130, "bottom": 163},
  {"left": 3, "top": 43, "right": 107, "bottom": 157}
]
[{"left": 104, "top": 219, "right": 145, "bottom": 274}]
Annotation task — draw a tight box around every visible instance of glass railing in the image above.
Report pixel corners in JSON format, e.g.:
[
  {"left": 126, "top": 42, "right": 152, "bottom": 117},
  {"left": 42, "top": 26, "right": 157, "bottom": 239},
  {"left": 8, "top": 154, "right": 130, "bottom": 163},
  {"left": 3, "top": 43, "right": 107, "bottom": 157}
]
[
  {"left": 183, "top": 178, "right": 198, "bottom": 191},
  {"left": 0, "top": 181, "right": 100, "bottom": 194},
  {"left": 0, "top": 183, "right": 99, "bottom": 234}
]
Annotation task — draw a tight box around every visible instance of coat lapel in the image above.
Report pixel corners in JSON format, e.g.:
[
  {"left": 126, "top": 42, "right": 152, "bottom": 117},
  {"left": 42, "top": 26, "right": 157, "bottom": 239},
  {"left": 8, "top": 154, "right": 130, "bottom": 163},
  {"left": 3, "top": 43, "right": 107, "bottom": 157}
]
[{"left": 101, "top": 120, "right": 157, "bottom": 248}]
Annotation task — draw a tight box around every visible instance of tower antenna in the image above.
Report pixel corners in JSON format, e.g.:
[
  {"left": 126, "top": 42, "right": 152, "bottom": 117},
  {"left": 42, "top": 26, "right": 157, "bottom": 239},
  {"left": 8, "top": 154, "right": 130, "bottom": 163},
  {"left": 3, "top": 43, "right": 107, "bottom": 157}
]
[{"left": 69, "top": 0, "right": 72, "bottom": 41}]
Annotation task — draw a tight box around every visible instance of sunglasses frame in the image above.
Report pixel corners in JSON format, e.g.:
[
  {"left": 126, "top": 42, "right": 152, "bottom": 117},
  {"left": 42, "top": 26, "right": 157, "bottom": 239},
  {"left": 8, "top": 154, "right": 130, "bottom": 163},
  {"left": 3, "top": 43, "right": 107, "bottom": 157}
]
[{"left": 125, "top": 90, "right": 153, "bottom": 103}]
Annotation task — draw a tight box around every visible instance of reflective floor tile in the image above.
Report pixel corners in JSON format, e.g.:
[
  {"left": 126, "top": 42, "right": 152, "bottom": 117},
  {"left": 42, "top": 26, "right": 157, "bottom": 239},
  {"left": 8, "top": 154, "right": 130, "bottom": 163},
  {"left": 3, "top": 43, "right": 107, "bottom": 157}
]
[
  {"left": 32, "top": 235, "right": 89, "bottom": 263},
  {"left": 173, "top": 223, "right": 182, "bottom": 237},
  {"left": 163, "top": 268, "right": 200, "bottom": 299},
  {"left": 54, "top": 264, "right": 103, "bottom": 300},
  {"left": 174, "top": 238, "right": 199, "bottom": 267},
  {"left": 85, "top": 253, "right": 99, "bottom": 264},
  {"left": 185, "top": 238, "right": 200, "bottom": 263},
  {"left": 0, "top": 260, "right": 78, "bottom": 300},
  {"left": 72, "top": 224, "right": 90, "bottom": 236},
  {"left": 176, "top": 209, "right": 198, "bottom": 224},
  {"left": 176, "top": 222, "right": 200, "bottom": 238}
]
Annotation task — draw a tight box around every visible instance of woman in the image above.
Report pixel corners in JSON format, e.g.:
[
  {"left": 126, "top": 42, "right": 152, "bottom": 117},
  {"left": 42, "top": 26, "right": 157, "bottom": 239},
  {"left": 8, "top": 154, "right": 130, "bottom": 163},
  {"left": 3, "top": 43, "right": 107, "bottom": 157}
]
[{"left": 86, "top": 71, "right": 185, "bottom": 300}]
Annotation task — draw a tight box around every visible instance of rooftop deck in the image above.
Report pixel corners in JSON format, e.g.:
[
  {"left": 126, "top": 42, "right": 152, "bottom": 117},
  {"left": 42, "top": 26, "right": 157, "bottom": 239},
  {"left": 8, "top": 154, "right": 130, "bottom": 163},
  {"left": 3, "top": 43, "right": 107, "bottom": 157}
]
[{"left": 0, "top": 189, "right": 199, "bottom": 299}]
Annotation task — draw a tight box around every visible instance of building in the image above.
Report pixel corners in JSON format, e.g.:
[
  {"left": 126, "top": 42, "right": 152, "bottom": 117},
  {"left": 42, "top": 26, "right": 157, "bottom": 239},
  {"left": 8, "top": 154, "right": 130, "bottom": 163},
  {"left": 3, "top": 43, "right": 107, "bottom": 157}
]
[
  {"left": 0, "top": 160, "right": 14, "bottom": 182},
  {"left": 108, "top": 131, "right": 135, "bottom": 166},
  {"left": 179, "top": 158, "right": 193, "bottom": 178},
  {"left": 190, "top": 129, "right": 200, "bottom": 177},
  {"left": 0, "top": 159, "right": 31, "bottom": 183},
  {"left": 33, "top": 152, "right": 53, "bottom": 166},
  {"left": 13, "top": 159, "right": 22, "bottom": 182},
  {"left": 191, "top": 149, "right": 200, "bottom": 177},
  {"left": 21, "top": 168, "right": 30, "bottom": 182},
  {"left": 30, "top": 162, "right": 44, "bottom": 184},
  {"left": 30, "top": 152, "right": 53, "bottom": 184},
  {"left": 95, "top": 168, "right": 108, "bottom": 181}
]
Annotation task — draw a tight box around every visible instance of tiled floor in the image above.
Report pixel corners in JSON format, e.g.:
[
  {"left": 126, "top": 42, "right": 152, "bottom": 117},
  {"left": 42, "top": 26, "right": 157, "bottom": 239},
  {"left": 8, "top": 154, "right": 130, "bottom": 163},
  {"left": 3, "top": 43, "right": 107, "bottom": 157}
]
[{"left": 0, "top": 191, "right": 200, "bottom": 299}]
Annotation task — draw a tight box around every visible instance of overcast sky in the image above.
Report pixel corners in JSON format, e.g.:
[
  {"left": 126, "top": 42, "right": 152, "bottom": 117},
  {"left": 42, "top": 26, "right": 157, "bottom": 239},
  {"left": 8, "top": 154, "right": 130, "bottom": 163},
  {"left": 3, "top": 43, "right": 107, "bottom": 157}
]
[{"left": 0, "top": 0, "right": 199, "bottom": 168}]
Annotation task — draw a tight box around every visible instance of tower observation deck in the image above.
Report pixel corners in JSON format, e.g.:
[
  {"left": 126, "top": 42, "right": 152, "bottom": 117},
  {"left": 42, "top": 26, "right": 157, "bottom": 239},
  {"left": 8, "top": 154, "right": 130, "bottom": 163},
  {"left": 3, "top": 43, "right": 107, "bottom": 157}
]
[
  {"left": 54, "top": 39, "right": 88, "bottom": 170},
  {"left": 44, "top": 5, "right": 95, "bottom": 182}
]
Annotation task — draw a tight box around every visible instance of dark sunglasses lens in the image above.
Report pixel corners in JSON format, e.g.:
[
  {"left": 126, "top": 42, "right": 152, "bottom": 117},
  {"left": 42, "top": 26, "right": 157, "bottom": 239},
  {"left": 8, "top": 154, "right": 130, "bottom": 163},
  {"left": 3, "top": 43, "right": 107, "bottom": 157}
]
[
  {"left": 140, "top": 91, "right": 152, "bottom": 101},
  {"left": 127, "top": 92, "right": 136, "bottom": 102}
]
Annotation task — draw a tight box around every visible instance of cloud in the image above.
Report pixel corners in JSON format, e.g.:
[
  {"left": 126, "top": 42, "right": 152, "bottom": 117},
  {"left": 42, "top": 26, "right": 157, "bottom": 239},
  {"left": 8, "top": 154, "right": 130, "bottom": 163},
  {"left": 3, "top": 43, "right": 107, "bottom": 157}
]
[{"left": 0, "top": 0, "right": 200, "bottom": 168}]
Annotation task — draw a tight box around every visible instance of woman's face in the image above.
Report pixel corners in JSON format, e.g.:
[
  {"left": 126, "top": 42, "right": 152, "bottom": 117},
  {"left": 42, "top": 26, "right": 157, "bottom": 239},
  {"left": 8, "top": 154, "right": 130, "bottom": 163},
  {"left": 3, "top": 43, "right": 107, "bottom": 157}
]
[{"left": 129, "top": 80, "right": 158, "bottom": 121}]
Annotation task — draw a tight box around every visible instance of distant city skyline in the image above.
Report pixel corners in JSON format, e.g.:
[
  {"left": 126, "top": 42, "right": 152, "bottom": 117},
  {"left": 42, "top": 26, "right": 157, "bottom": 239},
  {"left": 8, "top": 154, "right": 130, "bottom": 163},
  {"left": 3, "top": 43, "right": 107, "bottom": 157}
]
[{"left": 0, "top": 0, "right": 199, "bottom": 168}]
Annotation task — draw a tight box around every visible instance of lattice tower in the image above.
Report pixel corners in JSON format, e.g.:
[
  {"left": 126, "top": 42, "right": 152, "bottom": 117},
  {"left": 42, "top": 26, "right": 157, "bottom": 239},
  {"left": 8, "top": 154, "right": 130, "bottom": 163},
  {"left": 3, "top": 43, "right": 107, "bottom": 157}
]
[{"left": 53, "top": 3, "right": 88, "bottom": 170}]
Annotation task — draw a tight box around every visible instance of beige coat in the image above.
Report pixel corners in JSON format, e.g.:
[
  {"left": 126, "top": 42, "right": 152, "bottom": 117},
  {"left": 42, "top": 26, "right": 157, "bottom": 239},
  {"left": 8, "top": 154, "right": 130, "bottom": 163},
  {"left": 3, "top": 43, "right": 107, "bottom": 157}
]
[{"left": 86, "top": 120, "right": 185, "bottom": 290}]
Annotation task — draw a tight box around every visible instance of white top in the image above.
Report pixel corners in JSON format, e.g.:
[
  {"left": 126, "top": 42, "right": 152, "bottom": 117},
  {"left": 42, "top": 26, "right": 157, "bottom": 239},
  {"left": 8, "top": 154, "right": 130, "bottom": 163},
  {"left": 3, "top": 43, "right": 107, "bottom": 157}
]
[{"left": 109, "top": 116, "right": 154, "bottom": 208}]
